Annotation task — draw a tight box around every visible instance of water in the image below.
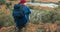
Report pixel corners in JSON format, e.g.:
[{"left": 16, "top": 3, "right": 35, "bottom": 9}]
[{"left": 27, "top": 2, "right": 58, "bottom": 8}]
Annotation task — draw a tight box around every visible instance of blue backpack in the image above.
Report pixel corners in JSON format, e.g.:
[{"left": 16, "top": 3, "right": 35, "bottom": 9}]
[{"left": 12, "top": 4, "right": 25, "bottom": 18}]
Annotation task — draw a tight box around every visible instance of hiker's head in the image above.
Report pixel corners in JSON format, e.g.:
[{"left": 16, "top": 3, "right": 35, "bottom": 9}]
[{"left": 19, "top": 0, "right": 27, "bottom": 5}]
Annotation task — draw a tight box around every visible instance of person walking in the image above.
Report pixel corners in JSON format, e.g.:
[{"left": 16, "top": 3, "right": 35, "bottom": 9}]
[{"left": 12, "top": 0, "right": 31, "bottom": 32}]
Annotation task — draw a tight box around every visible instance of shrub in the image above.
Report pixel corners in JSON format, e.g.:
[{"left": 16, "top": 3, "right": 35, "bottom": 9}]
[
  {"left": 29, "top": 9, "right": 60, "bottom": 24},
  {"left": 55, "top": 2, "right": 60, "bottom": 8},
  {"left": 0, "top": 21, "right": 5, "bottom": 29},
  {"left": 0, "top": 10, "right": 14, "bottom": 27},
  {"left": 0, "top": 0, "right": 5, "bottom": 5},
  {"left": 41, "top": 11, "right": 58, "bottom": 23},
  {"left": 6, "top": 2, "right": 12, "bottom": 8}
]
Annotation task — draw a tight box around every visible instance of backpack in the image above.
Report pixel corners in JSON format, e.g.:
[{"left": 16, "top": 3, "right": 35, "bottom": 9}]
[{"left": 12, "top": 4, "right": 25, "bottom": 18}]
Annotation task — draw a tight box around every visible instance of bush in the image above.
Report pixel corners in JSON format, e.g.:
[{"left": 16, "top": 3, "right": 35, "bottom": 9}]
[
  {"left": 29, "top": 9, "right": 60, "bottom": 24},
  {"left": 55, "top": 2, "right": 60, "bottom": 8},
  {"left": 0, "top": 21, "right": 5, "bottom": 29},
  {"left": 41, "top": 11, "right": 58, "bottom": 23},
  {"left": 0, "top": 0, "right": 5, "bottom": 5},
  {"left": 6, "top": 2, "right": 12, "bottom": 8},
  {"left": 0, "top": 10, "right": 14, "bottom": 27}
]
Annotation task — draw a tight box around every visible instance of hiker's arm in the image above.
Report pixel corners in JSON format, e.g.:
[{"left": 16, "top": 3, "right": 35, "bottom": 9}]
[{"left": 27, "top": 7, "right": 31, "bottom": 14}]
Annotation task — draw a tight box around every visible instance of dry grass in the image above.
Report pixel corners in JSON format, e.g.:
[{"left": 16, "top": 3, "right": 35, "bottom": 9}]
[
  {"left": 0, "top": 5, "right": 10, "bottom": 15},
  {"left": 27, "top": 4, "right": 58, "bottom": 11},
  {"left": 26, "top": 23, "right": 58, "bottom": 32},
  {"left": 0, "top": 1, "right": 60, "bottom": 32},
  {"left": 0, "top": 23, "right": 60, "bottom": 32},
  {"left": 0, "top": 26, "right": 15, "bottom": 32}
]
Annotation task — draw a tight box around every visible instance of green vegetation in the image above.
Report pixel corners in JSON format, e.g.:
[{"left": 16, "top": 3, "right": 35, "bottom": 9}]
[
  {"left": 29, "top": 9, "right": 60, "bottom": 24},
  {"left": 0, "top": 10, "right": 14, "bottom": 28},
  {"left": 0, "top": 0, "right": 5, "bottom": 5}
]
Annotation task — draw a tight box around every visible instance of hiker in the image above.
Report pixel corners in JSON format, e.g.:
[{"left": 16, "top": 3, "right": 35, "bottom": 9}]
[{"left": 12, "top": 0, "right": 31, "bottom": 32}]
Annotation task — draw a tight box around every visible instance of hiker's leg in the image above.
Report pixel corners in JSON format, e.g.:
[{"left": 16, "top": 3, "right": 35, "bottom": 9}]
[
  {"left": 14, "top": 27, "right": 22, "bottom": 32},
  {"left": 24, "top": 23, "right": 28, "bottom": 32},
  {"left": 25, "top": 25, "right": 28, "bottom": 32},
  {"left": 16, "top": 25, "right": 23, "bottom": 32},
  {"left": 17, "top": 28, "right": 22, "bottom": 32}
]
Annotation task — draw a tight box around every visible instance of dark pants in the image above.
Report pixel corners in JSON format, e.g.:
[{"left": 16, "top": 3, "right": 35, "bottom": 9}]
[{"left": 14, "top": 17, "right": 28, "bottom": 30}]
